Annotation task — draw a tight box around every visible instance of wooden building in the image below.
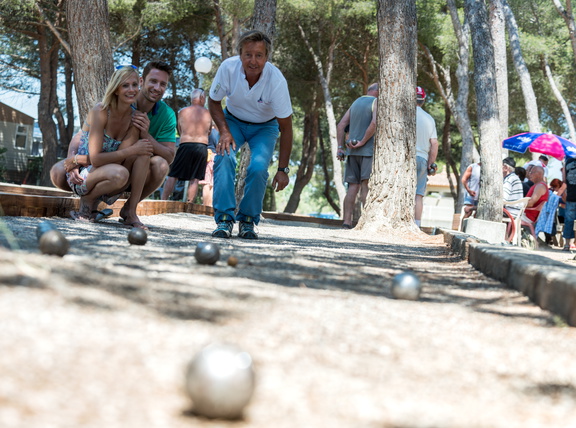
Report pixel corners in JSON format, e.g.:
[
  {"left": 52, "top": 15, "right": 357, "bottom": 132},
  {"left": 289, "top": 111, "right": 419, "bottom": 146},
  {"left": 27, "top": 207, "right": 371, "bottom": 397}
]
[{"left": 0, "top": 101, "right": 38, "bottom": 184}]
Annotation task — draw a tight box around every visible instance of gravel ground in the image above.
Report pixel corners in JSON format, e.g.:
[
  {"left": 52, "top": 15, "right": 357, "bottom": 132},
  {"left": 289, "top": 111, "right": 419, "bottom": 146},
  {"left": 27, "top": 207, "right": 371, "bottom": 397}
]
[{"left": 1, "top": 213, "right": 576, "bottom": 428}]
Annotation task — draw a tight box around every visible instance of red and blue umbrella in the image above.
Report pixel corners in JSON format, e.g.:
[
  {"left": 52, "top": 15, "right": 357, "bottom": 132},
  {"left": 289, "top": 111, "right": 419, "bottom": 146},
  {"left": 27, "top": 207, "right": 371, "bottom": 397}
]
[{"left": 502, "top": 132, "right": 576, "bottom": 160}]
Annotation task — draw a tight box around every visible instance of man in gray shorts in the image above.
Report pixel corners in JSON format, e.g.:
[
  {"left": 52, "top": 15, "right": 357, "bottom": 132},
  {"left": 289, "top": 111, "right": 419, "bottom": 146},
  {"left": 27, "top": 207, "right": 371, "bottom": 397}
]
[
  {"left": 336, "top": 83, "right": 379, "bottom": 229},
  {"left": 415, "top": 86, "right": 438, "bottom": 228}
]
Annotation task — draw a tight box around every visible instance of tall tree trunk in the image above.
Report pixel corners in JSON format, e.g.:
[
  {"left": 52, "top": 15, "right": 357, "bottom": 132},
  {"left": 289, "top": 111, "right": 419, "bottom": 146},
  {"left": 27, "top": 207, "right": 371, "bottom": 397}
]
[
  {"left": 541, "top": 56, "right": 576, "bottom": 142},
  {"left": 423, "top": 0, "right": 477, "bottom": 213},
  {"left": 318, "top": 124, "right": 340, "bottom": 215},
  {"left": 64, "top": 54, "right": 74, "bottom": 144},
  {"left": 297, "top": 24, "right": 346, "bottom": 213},
  {"left": 37, "top": 25, "right": 60, "bottom": 187},
  {"left": 464, "top": 0, "right": 502, "bottom": 222},
  {"left": 552, "top": 0, "right": 576, "bottom": 63},
  {"left": 66, "top": 0, "right": 114, "bottom": 123},
  {"left": 489, "top": 0, "right": 509, "bottom": 143},
  {"left": 284, "top": 109, "right": 319, "bottom": 213},
  {"left": 213, "top": 0, "right": 230, "bottom": 60},
  {"left": 130, "top": 0, "right": 146, "bottom": 67},
  {"left": 502, "top": 0, "right": 541, "bottom": 136},
  {"left": 442, "top": 106, "right": 459, "bottom": 203},
  {"left": 357, "top": 0, "right": 417, "bottom": 232}
]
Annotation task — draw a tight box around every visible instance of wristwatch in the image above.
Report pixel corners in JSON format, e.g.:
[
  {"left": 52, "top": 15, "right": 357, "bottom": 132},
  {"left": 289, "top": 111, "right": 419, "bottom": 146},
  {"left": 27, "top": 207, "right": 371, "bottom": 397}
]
[{"left": 278, "top": 167, "right": 290, "bottom": 174}]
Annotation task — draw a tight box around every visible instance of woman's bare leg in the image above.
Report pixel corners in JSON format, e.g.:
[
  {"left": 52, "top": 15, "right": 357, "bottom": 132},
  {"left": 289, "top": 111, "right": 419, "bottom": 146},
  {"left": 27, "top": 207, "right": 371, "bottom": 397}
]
[
  {"left": 72, "top": 165, "right": 129, "bottom": 221},
  {"left": 120, "top": 154, "right": 150, "bottom": 227}
]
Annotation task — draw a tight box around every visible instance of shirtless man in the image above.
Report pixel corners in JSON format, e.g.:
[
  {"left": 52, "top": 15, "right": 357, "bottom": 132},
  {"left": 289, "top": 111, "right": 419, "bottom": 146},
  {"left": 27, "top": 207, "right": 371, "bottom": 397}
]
[{"left": 161, "top": 88, "right": 213, "bottom": 202}]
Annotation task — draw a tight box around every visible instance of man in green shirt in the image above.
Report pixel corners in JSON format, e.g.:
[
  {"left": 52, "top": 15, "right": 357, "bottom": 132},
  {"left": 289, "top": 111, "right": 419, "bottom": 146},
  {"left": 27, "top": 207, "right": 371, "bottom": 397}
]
[{"left": 51, "top": 61, "right": 177, "bottom": 219}]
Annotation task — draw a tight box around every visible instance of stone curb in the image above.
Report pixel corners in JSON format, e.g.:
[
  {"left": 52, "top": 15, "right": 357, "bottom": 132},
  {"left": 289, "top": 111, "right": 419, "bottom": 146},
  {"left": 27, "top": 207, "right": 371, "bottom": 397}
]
[{"left": 440, "top": 229, "right": 576, "bottom": 326}]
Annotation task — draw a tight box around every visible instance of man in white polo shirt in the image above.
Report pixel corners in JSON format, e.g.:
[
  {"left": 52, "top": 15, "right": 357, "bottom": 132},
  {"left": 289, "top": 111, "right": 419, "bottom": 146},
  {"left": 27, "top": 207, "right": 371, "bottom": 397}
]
[
  {"left": 415, "top": 86, "right": 438, "bottom": 227},
  {"left": 208, "top": 30, "right": 293, "bottom": 239}
]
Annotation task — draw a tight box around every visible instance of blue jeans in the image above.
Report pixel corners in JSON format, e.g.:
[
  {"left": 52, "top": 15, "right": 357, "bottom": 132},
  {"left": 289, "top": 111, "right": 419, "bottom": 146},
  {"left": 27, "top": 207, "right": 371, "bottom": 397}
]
[
  {"left": 213, "top": 112, "right": 279, "bottom": 225},
  {"left": 563, "top": 201, "right": 576, "bottom": 240}
]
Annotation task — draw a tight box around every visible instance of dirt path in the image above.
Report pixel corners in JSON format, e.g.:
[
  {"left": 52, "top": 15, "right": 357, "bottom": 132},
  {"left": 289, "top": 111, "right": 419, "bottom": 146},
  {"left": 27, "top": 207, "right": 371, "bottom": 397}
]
[{"left": 1, "top": 213, "right": 575, "bottom": 427}]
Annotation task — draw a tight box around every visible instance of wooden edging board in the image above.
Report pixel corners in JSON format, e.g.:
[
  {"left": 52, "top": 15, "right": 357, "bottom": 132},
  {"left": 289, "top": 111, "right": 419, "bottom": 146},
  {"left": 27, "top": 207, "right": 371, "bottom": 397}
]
[{"left": 0, "top": 184, "right": 342, "bottom": 227}]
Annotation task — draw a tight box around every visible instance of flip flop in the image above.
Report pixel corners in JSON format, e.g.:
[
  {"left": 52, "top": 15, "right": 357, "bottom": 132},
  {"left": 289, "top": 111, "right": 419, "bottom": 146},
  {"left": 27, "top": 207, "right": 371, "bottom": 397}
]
[
  {"left": 92, "top": 208, "right": 114, "bottom": 223},
  {"left": 70, "top": 210, "right": 91, "bottom": 222}
]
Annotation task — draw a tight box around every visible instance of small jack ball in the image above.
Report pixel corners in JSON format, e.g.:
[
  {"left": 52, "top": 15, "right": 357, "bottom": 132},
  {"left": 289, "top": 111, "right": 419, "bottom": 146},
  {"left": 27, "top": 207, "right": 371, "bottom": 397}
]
[
  {"left": 127, "top": 227, "right": 147, "bottom": 245},
  {"left": 195, "top": 242, "right": 220, "bottom": 265},
  {"left": 391, "top": 271, "right": 422, "bottom": 301},
  {"left": 185, "top": 343, "right": 255, "bottom": 419},
  {"left": 39, "top": 229, "right": 70, "bottom": 257},
  {"left": 227, "top": 256, "right": 238, "bottom": 267}
]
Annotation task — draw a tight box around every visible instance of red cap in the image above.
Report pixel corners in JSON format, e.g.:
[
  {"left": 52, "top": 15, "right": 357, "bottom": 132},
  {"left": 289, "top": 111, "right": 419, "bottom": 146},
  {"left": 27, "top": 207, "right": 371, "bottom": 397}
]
[{"left": 416, "top": 86, "right": 426, "bottom": 100}]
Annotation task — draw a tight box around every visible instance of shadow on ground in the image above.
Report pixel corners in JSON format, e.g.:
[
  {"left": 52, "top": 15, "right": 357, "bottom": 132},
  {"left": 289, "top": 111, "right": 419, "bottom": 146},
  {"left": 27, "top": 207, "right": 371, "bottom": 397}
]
[{"left": 0, "top": 215, "right": 557, "bottom": 327}]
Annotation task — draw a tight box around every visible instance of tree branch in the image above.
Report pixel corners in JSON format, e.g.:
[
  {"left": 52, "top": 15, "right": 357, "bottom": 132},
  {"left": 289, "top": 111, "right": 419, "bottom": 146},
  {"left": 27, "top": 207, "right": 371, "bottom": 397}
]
[{"left": 35, "top": 2, "right": 71, "bottom": 55}]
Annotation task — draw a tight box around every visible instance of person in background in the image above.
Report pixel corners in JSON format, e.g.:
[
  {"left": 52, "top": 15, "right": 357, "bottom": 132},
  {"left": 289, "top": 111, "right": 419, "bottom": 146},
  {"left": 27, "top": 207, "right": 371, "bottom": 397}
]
[
  {"left": 562, "top": 155, "right": 576, "bottom": 250},
  {"left": 336, "top": 83, "right": 379, "bottom": 229},
  {"left": 414, "top": 86, "right": 438, "bottom": 228},
  {"left": 461, "top": 161, "right": 481, "bottom": 219},
  {"left": 522, "top": 165, "right": 548, "bottom": 226},
  {"left": 502, "top": 157, "right": 524, "bottom": 219},
  {"left": 161, "top": 88, "right": 212, "bottom": 202},
  {"left": 199, "top": 125, "right": 219, "bottom": 207}
]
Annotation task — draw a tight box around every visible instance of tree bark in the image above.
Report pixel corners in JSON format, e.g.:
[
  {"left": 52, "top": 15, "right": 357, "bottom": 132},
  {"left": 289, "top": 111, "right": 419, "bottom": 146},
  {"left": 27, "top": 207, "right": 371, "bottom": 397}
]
[
  {"left": 489, "top": 0, "right": 509, "bottom": 143},
  {"left": 37, "top": 23, "right": 60, "bottom": 187},
  {"left": 284, "top": 109, "right": 319, "bottom": 213},
  {"left": 464, "top": 0, "right": 502, "bottom": 223},
  {"left": 441, "top": 106, "right": 459, "bottom": 203},
  {"left": 423, "top": 0, "right": 477, "bottom": 213},
  {"left": 213, "top": 0, "right": 230, "bottom": 60},
  {"left": 357, "top": 0, "right": 417, "bottom": 232},
  {"left": 318, "top": 125, "right": 340, "bottom": 215},
  {"left": 502, "top": 0, "right": 541, "bottom": 135},
  {"left": 541, "top": 56, "right": 576, "bottom": 142},
  {"left": 297, "top": 23, "right": 346, "bottom": 214},
  {"left": 66, "top": 0, "right": 114, "bottom": 123},
  {"left": 64, "top": 54, "right": 75, "bottom": 145},
  {"left": 552, "top": 0, "right": 576, "bottom": 63}
]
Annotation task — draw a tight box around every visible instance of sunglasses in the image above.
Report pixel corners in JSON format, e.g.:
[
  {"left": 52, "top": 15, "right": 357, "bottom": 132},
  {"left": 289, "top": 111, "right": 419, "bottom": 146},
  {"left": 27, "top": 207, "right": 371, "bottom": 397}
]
[{"left": 116, "top": 64, "right": 138, "bottom": 70}]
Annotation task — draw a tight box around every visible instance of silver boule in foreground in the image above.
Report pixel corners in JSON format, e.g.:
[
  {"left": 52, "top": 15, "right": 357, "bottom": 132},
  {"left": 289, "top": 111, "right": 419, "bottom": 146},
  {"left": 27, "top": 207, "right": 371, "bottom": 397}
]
[
  {"left": 127, "top": 227, "right": 147, "bottom": 245},
  {"left": 194, "top": 242, "right": 220, "bottom": 265},
  {"left": 391, "top": 271, "right": 422, "bottom": 301},
  {"left": 38, "top": 227, "right": 70, "bottom": 257},
  {"left": 185, "top": 343, "right": 255, "bottom": 419}
]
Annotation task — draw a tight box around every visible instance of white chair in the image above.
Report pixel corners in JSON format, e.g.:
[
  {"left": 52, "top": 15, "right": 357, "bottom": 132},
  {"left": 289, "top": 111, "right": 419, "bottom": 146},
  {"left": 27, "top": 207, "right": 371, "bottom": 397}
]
[{"left": 503, "top": 197, "right": 530, "bottom": 246}]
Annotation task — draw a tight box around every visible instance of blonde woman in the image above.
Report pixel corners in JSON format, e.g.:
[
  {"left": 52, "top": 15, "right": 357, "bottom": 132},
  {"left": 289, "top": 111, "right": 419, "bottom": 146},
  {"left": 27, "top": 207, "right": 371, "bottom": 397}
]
[{"left": 66, "top": 66, "right": 153, "bottom": 229}]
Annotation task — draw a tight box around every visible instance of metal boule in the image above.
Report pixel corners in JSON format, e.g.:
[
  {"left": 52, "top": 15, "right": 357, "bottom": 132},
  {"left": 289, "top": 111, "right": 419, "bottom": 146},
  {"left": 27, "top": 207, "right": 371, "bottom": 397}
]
[
  {"left": 185, "top": 343, "right": 255, "bottom": 419},
  {"left": 127, "top": 227, "right": 147, "bottom": 245},
  {"left": 391, "top": 271, "right": 422, "bottom": 301},
  {"left": 39, "top": 229, "right": 70, "bottom": 257},
  {"left": 194, "top": 242, "right": 220, "bottom": 265}
]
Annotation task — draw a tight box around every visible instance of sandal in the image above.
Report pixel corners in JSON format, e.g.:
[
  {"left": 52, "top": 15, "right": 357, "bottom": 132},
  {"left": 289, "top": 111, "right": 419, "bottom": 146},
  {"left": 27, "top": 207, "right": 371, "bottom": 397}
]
[
  {"left": 92, "top": 208, "right": 113, "bottom": 223},
  {"left": 70, "top": 210, "right": 91, "bottom": 222}
]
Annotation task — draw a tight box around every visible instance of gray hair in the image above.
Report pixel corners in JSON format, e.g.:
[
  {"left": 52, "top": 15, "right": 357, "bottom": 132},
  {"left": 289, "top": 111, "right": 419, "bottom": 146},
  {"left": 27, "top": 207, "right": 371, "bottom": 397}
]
[
  {"left": 367, "top": 82, "right": 379, "bottom": 93},
  {"left": 191, "top": 88, "right": 205, "bottom": 101}
]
